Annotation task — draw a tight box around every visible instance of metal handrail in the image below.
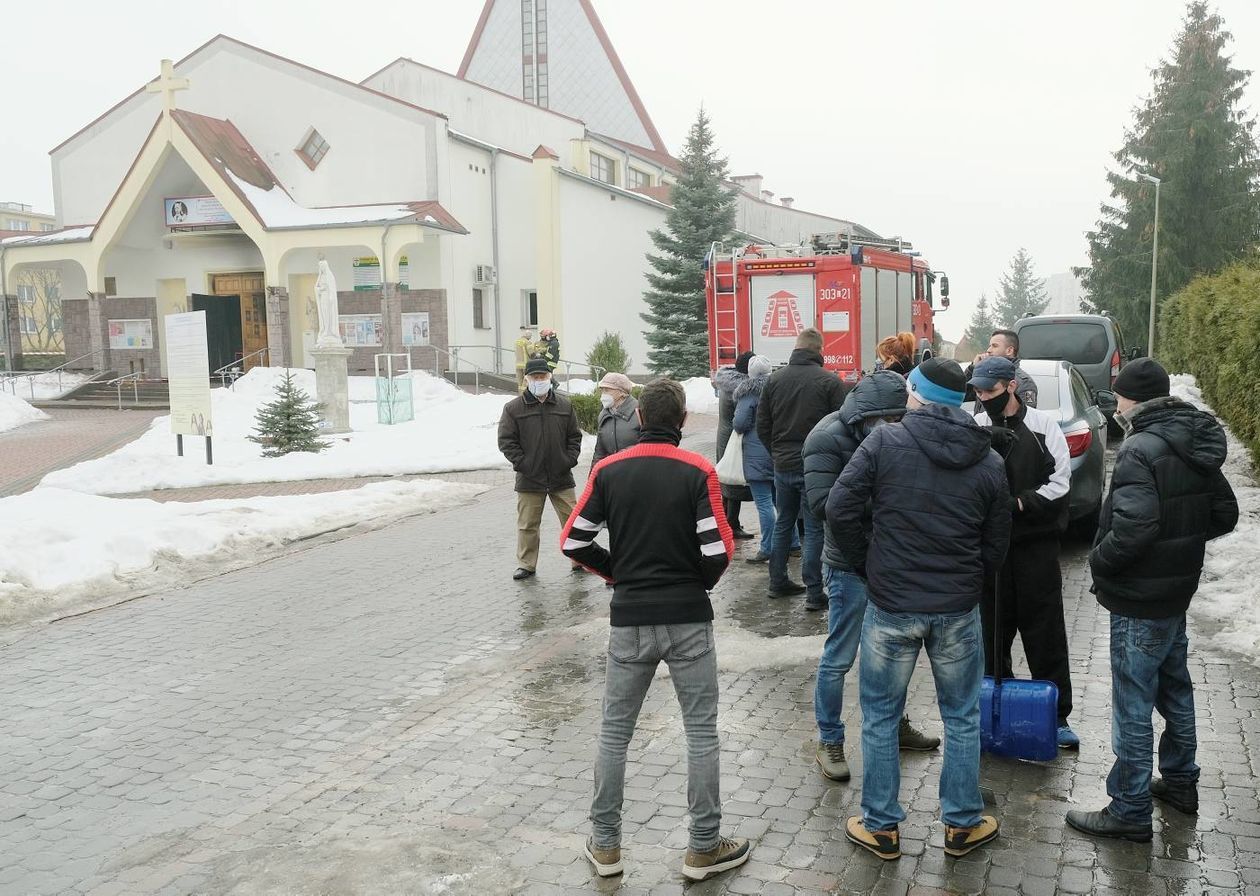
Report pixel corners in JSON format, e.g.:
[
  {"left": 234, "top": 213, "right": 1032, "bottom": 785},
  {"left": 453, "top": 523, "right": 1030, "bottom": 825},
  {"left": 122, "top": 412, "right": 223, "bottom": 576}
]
[
  {"left": 447, "top": 343, "right": 607, "bottom": 386},
  {"left": 211, "top": 348, "right": 269, "bottom": 390},
  {"left": 106, "top": 371, "right": 143, "bottom": 411},
  {"left": 414, "top": 344, "right": 487, "bottom": 395},
  {"left": 1, "top": 349, "right": 103, "bottom": 400}
]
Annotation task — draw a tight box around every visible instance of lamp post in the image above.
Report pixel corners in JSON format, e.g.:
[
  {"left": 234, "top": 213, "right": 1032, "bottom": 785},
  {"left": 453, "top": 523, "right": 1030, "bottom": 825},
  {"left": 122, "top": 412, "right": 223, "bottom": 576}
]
[{"left": 1136, "top": 172, "right": 1161, "bottom": 357}]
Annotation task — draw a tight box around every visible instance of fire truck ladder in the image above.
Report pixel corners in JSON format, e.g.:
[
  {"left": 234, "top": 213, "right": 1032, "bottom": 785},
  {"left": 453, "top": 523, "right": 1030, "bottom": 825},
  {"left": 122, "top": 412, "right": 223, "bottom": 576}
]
[{"left": 709, "top": 241, "right": 740, "bottom": 364}]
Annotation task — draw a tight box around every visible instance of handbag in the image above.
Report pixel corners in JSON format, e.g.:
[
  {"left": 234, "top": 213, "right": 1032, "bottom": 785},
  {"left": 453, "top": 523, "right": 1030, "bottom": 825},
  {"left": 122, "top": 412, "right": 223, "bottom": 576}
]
[{"left": 715, "top": 432, "right": 747, "bottom": 487}]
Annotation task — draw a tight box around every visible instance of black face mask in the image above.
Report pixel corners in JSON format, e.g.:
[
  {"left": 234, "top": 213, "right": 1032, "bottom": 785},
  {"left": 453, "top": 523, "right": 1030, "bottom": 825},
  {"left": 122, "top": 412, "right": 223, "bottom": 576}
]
[{"left": 980, "top": 393, "right": 1010, "bottom": 422}]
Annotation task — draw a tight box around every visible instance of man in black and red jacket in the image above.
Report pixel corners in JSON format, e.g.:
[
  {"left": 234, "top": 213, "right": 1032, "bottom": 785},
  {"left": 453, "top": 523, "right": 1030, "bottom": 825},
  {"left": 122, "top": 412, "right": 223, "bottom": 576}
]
[{"left": 562, "top": 378, "right": 751, "bottom": 884}]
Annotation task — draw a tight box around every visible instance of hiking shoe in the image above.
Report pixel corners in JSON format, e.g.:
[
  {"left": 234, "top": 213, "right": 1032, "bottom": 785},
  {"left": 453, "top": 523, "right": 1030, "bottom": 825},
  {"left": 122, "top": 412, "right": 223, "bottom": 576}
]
[
  {"left": 512, "top": 567, "right": 535, "bottom": 580},
  {"left": 816, "top": 742, "right": 850, "bottom": 781},
  {"left": 899, "top": 715, "right": 940, "bottom": 751},
  {"left": 1151, "top": 778, "right": 1199, "bottom": 815},
  {"left": 745, "top": 552, "right": 771, "bottom": 563},
  {"left": 1057, "top": 724, "right": 1081, "bottom": 750},
  {"left": 583, "top": 838, "right": 623, "bottom": 877},
  {"left": 845, "top": 817, "right": 900, "bottom": 860},
  {"left": 767, "top": 581, "right": 807, "bottom": 599},
  {"left": 682, "top": 837, "right": 751, "bottom": 881},
  {"left": 1065, "top": 807, "right": 1152, "bottom": 842},
  {"left": 943, "top": 815, "right": 1000, "bottom": 856}
]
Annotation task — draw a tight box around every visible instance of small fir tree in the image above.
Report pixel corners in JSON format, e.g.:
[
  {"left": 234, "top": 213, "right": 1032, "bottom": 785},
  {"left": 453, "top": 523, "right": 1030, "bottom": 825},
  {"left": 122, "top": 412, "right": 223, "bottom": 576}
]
[
  {"left": 641, "top": 107, "right": 738, "bottom": 377},
  {"left": 586, "top": 331, "right": 631, "bottom": 377},
  {"left": 993, "top": 248, "right": 1049, "bottom": 327},
  {"left": 248, "top": 371, "right": 330, "bottom": 457},
  {"left": 963, "top": 292, "right": 998, "bottom": 355}
]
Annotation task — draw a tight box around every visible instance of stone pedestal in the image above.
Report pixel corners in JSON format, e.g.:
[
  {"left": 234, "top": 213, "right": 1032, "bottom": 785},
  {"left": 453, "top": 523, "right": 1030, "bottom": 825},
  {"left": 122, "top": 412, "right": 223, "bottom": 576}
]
[{"left": 311, "top": 344, "right": 351, "bottom": 434}]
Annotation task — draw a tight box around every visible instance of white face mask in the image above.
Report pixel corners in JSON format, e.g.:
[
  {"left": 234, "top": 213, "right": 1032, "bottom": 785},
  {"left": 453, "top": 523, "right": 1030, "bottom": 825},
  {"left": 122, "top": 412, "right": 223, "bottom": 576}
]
[
  {"left": 528, "top": 379, "right": 552, "bottom": 397},
  {"left": 600, "top": 393, "right": 616, "bottom": 409}
]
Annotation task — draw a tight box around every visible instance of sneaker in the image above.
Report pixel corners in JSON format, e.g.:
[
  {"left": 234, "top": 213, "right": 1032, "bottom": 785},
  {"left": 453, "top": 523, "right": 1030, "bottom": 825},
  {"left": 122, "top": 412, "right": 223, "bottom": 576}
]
[
  {"left": 804, "top": 593, "right": 827, "bottom": 611},
  {"left": 682, "top": 837, "right": 751, "bottom": 881},
  {"left": 943, "top": 815, "right": 1000, "bottom": 856},
  {"left": 767, "top": 581, "right": 807, "bottom": 599},
  {"left": 1151, "top": 777, "right": 1199, "bottom": 814},
  {"left": 816, "top": 742, "right": 850, "bottom": 781},
  {"left": 898, "top": 715, "right": 940, "bottom": 751},
  {"left": 845, "top": 817, "right": 900, "bottom": 860},
  {"left": 1057, "top": 724, "right": 1080, "bottom": 750},
  {"left": 512, "top": 567, "right": 535, "bottom": 580},
  {"left": 745, "top": 552, "right": 771, "bottom": 564},
  {"left": 583, "top": 837, "right": 623, "bottom": 877}
]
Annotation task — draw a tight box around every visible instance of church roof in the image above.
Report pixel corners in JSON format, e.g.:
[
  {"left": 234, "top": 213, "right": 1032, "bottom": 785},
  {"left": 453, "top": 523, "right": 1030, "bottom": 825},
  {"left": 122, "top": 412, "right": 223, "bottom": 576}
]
[{"left": 588, "top": 132, "right": 679, "bottom": 171}]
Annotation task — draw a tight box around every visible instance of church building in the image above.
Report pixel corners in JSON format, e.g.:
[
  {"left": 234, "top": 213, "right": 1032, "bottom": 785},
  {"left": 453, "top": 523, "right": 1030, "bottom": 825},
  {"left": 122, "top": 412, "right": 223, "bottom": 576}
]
[{"left": 1, "top": 0, "right": 872, "bottom": 378}]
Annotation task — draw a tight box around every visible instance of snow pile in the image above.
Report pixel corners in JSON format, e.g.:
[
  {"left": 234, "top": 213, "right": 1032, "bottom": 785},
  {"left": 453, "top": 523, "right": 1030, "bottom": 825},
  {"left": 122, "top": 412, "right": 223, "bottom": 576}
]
[
  {"left": 684, "top": 377, "right": 719, "bottom": 415},
  {"left": 43, "top": 368, "right": 517, "bottom": 495},
  {"left": 0, "top": 392, "right": 48, "bottom": 433},
  {"left": 226, "top": 172, "right": 417, "bottom": 229},
  {"left": 2, "top": 371, "right": 90, "bottom": 401},
  {"left": 0, "top": 480, "right": 483, "bottom": 626},
  {"left": 1169, "top": 376, "right": 1260, "bottom": 662},
  {"left": 560, "top": 378, "right": 597, "bottom": 395}
]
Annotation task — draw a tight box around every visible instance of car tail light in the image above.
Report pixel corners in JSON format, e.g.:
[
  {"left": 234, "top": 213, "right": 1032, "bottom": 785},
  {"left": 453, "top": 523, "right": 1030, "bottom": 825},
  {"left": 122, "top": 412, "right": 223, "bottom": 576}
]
[
  {"left": 1065, "top": 427, "right": 1093, "bottom": 458},
  {"left": 1110, "top": 350, "right": 1121, "bottom": 386}
]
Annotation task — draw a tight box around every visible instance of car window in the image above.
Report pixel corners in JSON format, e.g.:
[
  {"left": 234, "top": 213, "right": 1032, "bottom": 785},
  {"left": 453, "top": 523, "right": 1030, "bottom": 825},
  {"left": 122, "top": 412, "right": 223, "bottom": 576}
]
[
  {"left": 1029, "top": 373, "right": 1060, "bottom": 410},
  {"left": 1069, "top": 368, "right": 1094, "bottom": 410},
  {"left": 1018, "top": 323, "right": 1110, "bottom": 365}
]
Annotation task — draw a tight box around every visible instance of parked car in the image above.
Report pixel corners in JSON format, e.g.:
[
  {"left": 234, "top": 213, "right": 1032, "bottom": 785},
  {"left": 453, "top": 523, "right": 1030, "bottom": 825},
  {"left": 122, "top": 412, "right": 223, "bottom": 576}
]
[
  {"left": 970, "top": 359, "right": 1114, "bottom": 538},
  {"left": 1012, "top": 313, "right": 1137, "bottom": 404}
]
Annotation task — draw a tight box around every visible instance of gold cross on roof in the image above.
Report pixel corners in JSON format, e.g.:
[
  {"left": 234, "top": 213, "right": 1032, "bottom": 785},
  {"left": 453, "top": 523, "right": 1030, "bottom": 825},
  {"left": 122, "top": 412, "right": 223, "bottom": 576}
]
[{"left": 145, "top": 59, "right": 190, "bottom": 112}]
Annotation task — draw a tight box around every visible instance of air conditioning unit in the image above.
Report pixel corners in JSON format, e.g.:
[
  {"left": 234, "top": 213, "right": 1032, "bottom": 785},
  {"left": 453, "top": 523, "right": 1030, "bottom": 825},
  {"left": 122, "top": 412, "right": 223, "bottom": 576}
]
[{"left": 474, "top": 264, "right": 497, "bottom": 286}]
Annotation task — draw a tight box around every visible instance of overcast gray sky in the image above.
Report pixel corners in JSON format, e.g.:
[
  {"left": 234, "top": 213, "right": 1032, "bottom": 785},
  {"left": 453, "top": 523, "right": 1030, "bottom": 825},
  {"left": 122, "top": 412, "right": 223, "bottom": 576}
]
[{"left": 2, "top": 0, "right": 1257, "bottom": 342}]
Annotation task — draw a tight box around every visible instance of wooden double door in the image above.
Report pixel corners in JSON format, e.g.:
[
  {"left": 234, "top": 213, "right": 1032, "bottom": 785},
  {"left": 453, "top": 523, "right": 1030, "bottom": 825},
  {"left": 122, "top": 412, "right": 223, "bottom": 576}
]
[{"left": 192, "top": 273, "right": 267, "bottom": 375}]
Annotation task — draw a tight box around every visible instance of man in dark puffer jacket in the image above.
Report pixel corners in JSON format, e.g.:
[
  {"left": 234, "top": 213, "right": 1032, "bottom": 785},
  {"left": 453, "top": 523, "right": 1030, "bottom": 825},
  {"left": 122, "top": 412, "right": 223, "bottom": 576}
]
[
  {"left": 1066, "top": 359, "right": 1237, "bottom": 843},
  {"left": 828, "top": 358, "right": 1010, "bottom": 861},
  {"left": 802, "top": 370, "right": 939, "bottom": 784}
]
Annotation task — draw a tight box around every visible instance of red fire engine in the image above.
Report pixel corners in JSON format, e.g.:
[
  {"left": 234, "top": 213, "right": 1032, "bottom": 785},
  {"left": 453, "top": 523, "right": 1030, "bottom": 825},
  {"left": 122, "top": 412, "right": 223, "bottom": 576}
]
[{"left": 704, "top": 233, "right": 950, "bottom": 382}]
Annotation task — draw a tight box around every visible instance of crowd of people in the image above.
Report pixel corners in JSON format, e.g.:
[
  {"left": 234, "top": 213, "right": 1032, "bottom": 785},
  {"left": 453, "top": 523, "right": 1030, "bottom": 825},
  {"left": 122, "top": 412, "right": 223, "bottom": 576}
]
[{"left": 494, "top": 328, "right": 1238, "bottom": 880}]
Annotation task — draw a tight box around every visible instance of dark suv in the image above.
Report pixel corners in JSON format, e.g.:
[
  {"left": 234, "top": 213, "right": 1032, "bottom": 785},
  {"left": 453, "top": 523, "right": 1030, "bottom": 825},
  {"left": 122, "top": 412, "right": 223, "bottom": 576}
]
[{"left": 1012, "top": 314, "right": 1133, "bottom": 400}]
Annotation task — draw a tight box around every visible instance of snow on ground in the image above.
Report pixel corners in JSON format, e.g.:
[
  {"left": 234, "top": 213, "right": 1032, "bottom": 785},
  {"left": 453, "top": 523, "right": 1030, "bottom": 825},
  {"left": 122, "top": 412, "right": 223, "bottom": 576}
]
[
  {"left": 1, "top": 371, "right": 91, "bottom": 401},
  {"left": 42, "top": 368, "right": 532, "bottom": 495},
  {"left": 683, "top": 377, "right": 719, "bottom": 415},
  {"left": 0, "top": 392, "right": 48, "bottom": 433},
  {"left": 1169, "top": 375, "right": 1260, "bottom": 663},
  {"left": 0, "top": 480, "right": 484, "bottom": 626}
]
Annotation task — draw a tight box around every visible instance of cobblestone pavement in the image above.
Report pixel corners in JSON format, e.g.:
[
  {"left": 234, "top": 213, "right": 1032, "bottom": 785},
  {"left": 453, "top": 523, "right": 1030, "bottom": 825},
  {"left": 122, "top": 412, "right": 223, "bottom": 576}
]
[
  {"left": 1, "top": 423, "right": 1258, "bottom": 895},
  {"left": 0, "top": 408, "right": 162, "bottom": 497}
]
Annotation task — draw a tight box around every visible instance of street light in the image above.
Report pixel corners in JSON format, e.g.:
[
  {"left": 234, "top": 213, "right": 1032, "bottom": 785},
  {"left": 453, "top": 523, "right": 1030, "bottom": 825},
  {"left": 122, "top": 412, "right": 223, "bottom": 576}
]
[{"left": 1136, "top": 172, "right": 1161, "bottom": 357}]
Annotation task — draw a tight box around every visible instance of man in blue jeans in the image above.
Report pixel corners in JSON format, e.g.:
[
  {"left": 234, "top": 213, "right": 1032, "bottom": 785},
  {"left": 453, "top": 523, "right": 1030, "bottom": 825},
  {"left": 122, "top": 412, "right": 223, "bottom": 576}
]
[
  {"left": 562, "top": 378, "right": 752, "bottom": 881},
  {"left": 756, "top": 328, "right": 846, "bottom": 608},
  {"left": 1066, "top": 360, "right": 1237, "bottom": 841},
  {"left": 828, "top": 358, "right": 1010, "bottom": 860},
  {"left": 803, "top": 369, "right": 940, "bottom": 782}
]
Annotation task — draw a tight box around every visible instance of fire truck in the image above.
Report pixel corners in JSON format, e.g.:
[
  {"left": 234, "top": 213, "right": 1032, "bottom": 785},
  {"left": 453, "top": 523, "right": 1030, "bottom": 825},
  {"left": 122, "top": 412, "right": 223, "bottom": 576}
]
[{"left": 704, "top": 232, "right": 950, "bottom": 383}]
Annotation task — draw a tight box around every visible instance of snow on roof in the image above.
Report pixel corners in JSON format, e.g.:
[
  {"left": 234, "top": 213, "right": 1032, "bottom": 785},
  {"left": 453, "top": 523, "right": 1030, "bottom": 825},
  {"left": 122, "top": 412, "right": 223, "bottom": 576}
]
[{"left": 1, "top": 226, "right": 94, "bottom": 247}]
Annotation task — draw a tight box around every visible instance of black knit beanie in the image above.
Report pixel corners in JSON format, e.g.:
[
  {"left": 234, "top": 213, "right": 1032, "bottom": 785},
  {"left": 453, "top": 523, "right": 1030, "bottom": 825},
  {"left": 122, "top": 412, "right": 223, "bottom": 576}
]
[
  {"left": 735, "top": 351, "right": 755, "bottom": 375},
  {"left": 1113, "top": 358, "right": 1170, "bottom": 403}
]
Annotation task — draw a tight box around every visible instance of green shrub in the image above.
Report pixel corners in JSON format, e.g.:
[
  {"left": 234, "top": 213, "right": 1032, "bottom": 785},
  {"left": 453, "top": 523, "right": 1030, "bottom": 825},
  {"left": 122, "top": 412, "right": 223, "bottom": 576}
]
[
  {"left": 566, "top": 384, "right": 644, "bottom": 435},
  {"left": 1160, "top": 260, "right": 1260, "bottom": 467},
  {"left": 586, "top": 331, "right": 631, "bottom": 378}
]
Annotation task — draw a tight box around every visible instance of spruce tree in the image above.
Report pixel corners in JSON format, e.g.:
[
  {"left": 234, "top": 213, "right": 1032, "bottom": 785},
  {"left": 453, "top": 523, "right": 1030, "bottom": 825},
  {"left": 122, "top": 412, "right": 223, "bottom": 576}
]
[
  {"left": 962, "top": 292, "right": 998, "bottom": 355},
  {"left": 642, "top": 108, "right": 737, "bottom": 376},
  {"left": 993, "top": 248, "right": 1049, "bottom": 327},
  {"left": 1078, "top": 2, "right": 1260, "bottom": 350},
  {"left": 248, "top": 371, "right": 330, "bottom": 457}
]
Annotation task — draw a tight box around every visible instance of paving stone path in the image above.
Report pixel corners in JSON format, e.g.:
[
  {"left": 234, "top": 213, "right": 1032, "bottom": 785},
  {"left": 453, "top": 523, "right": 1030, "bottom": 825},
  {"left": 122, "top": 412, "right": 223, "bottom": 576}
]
[
  {"left": 0, "top": 408, "right": 162, "bottom": 497},
  {"left": 0, "top": 421, "right": 1257, "bottom": 894}
]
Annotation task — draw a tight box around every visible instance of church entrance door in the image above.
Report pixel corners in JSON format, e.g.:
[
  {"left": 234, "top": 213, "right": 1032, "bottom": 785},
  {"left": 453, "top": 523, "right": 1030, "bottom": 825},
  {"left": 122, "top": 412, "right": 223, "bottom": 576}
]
[{"left": 199, "top": 272, "right": 267, "bottom": 375}]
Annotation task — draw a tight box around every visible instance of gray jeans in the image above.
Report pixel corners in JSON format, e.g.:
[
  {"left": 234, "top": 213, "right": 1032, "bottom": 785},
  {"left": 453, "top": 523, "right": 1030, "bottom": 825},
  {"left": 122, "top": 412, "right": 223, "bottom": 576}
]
[{"left": 591, "top": 622, "right": 721, "bottom": 851}]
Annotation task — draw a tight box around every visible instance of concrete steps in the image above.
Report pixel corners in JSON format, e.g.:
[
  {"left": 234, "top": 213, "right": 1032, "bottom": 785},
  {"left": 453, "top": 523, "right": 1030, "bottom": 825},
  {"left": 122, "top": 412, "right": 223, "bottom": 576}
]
[{"left": 38, "top": 373, "right": 172, "bottom": 410}]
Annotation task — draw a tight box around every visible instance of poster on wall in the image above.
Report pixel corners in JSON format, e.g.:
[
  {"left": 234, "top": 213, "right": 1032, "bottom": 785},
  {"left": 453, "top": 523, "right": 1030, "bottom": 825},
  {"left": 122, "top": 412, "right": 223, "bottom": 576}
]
[
  {"left": 108, "top": 318, "right": 154, "bottom": 350},
  {"left": 339, "top": 314, "right": 383, "bottom": 347},
  {"left": 165, "top": 196, "right": 233, "bottom": 227},
  {"left": 165, "top": 311, "right": 213, "bottom": 437},
  {"left": 401, "top": 312, "right": 430, "bottom": 347},
  {"left": 352, "top": 256, "right": 409, "bottom": 290}
]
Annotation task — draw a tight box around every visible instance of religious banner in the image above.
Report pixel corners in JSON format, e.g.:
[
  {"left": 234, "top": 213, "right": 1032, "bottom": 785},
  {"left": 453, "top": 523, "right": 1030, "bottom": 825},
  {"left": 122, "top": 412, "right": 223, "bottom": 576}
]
[
  {"left": 339, "top": 313, "right": 383, "bottom": 347},
  {"left": 107, "top": 318, "right": 153, "bottom": 350},
  {"left": 353, "top": 256, "right": 410, "bottom": 290},
  {"left": 165, "top": 196, "right": 233, "bottom": 227},
  {"left": 401, "top": 312, "right": 430, "bottom": 347},
  {"left": 165, "top": 311, "right": 213, "bottom": 437}
]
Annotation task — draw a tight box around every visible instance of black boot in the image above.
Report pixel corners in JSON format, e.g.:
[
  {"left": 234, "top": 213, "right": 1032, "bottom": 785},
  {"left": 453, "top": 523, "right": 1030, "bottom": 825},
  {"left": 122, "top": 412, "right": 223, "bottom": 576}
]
[
  {"left": 1064, "top": 808, "right": 1152, "bottom": 842},
  {"left": 1151, "top": 778, "right": 1198, "bottom": 814}
]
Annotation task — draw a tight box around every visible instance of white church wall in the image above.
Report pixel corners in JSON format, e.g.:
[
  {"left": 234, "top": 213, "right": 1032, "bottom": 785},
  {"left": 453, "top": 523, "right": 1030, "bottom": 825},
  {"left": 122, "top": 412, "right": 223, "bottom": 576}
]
[
  {"left": 54, "top": 99, "right": 163, "bottom": 229},
  {"left": 102, "top": 242, "right": 266, "bottom": 299},
  {"left": 556, "top": 176, "right": 664, "bottom": 376},
  {"left": 364, "top": 61, "right": 582, "bottom": 161}
]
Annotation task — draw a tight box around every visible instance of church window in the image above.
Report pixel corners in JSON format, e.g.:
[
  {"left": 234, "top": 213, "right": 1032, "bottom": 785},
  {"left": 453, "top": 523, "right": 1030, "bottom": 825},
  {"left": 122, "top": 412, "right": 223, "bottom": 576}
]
[
  {"left": 628, "top": 168, "right": 652, "bottom": 190},
  {"left": 17, "top": 285, "right": 36, "bottom": 304},
  {"left": 522, "top": 290, "right": 539, "bottom": 327},
  {"left": 473, "top": 288, "right": 489, "bottom": 330},
  {"left": 296, "top": 128, "right": 331, "bottom": 169},
  {"left": 22, "top": 315, "right": 37, "bottom": 334},
  {"left": 591, "top": 152, "right": 617, "bottom": 185}
]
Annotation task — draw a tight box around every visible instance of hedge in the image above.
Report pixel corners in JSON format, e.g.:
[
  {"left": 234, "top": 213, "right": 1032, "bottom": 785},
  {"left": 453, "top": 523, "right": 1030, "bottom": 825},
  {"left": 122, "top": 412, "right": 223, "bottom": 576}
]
[
  {"left": 1160, "top": 260, "right": 1260, "bottom": 467},
  {"left": 565, "top": 384, "right": 644, "bottom": 435}
]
